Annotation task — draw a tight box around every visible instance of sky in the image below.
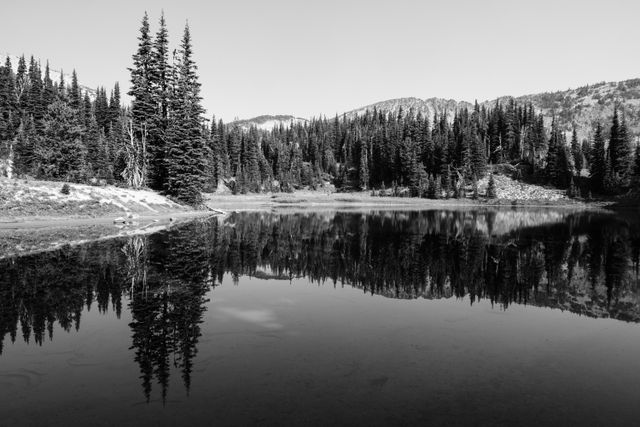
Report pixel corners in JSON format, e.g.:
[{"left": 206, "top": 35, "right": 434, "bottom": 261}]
[{"left": 2, "top": 0, "right": 639, "bottom": 121}]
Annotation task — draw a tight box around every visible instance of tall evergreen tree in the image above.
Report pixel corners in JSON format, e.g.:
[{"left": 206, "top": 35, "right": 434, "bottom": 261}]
[
  {"left": 607, "top": 106, "right": 631, "bottom": 182},
  {"left": 359, "top": 141, "right": 369, "bottom": 190},
  {"left": 164, "top": 24, "right": 208, "bottom": 205},
  {"left": 0, "top": 57, "right": 17, "bottom": 142},
  {"left": 618, "top": 113, "right": 632, "bottom": 182},
  {"left": 147, "top": 11, "right": 172, "bottom": 190},
  {"left": 128, "top": 12, "right": 155, "bottom": 187},
  {"left": 571, "top": 127, "right": 583, "bottom": 175},
  {"left": 590, "top": 122, "right": 606, "bottom": 191},
  {"left": 69, "top": 70, "right": 81, "bottom": 109},
  {"left": 36, "top": 101, "right": 87, "bottom": 181}
]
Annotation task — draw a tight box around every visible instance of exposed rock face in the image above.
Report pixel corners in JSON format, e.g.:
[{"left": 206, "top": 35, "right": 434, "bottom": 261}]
[{"left": 341, "top": 97, "right": 472, "bottom": 123}]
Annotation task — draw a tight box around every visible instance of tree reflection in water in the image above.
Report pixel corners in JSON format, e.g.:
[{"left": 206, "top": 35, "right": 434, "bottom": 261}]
[{"left": 1, "top": 209, "right": 639, "bottom": 400}]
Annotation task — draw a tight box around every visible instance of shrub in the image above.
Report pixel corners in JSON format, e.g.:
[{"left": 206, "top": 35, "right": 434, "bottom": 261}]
[
  {"left": 61, "top": 183, "right": 71, "bottom": 195},
  {"left": 486, "top": 174, "right": 497, "bottom": 199},
  {"left": 567, "top": 177, "right": 577, "bottom": 198},
  {"left": 472, "top": 179, "right": 479, "bottom": 200}
]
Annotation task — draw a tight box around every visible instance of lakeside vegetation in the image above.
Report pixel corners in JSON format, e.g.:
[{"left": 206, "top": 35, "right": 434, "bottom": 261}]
[{"left": 0, "top": 11, "right": 638, "bottom": 207}]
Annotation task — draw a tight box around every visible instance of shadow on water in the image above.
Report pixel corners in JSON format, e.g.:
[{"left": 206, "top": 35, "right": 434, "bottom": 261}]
[{"left": 1, "top": 208, "right": 640, "bottom": 405}]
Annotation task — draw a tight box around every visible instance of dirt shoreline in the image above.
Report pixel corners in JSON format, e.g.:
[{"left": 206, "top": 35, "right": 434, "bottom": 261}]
[
  {"left": 0, "top": 190, "right": 612, "bottom": 260},
  {"left": 204, "top": 191, "right": 604, "bottom": 212},
  {"left": 0, "top": 191, "right": 606, "bottom": 226},
  {"left": 0, "top": 210, "right": 221, "bottom": 260},
  {"left": 0, "top": 210, "right": 213, "bottom": 229}
]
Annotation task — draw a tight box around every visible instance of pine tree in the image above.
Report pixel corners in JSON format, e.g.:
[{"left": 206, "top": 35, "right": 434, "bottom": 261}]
[
  {"left": 69, "top": 70, "right": 81, "bottom": 109},
  {"left": 56, "top": 69, "right": 67, "bottom": 102},
  {"left": 128, "top": 12, "right": 155, "bottom": 187},
  {"left": 244, "top": 127, "right": 261, "bottom": 191},
  {"left": 571, "top": 127, "right": 583, "bottom": 175},
  {"left": 469, "top": 121, "right": 486, "bottom": 179},
  {"left": 94, "top": 87, "right": 110, "bottom": 130},
  {"left": 441, "top": 164, "right": 451, "bottom": 198},
  {"left": 207, "top": 116, "right": 221, "bottom": 188},
  {"left": 472, "top": 176, "right": 479, "bottom": 200},
  {"left": 589, "top": 122, "right": 606, "bottom": 191},
  {"left": 633, "top": 144, "right": 640, "bottom": 184},
  {"left": 0, "top": 57, "right": 17, "bottom": 142},
  {"left": 359, "top": 141, "right": 369, "bottom": 190},
  {"left": 567, "top": 176, "right": 577, "bottom": 198},
  {"left": 36, "top": 101, "right": 87, "bottom": 181},
  {"left": 608, "top": 106, "right": 621, "bottom": 180},
  {"left": 13, "top": 117, "right": 37, "bottom": 176},
  {"left": 15, "top": 56, "right": 28, "bottom": 111},
  {"left": 86, "top": 116, "right": 109, "bottom": 179},
  {"left": 109, "top": 82, "right": 121, "bottom": 125},
  {"left": 27, "top": 58, "right": 44, "bottom": 126},
  {"left": 148, "top": 11, "right": 172, "bottom": 190},
  {"left": 486, "top": 173, "right": 497, "bottom": 199},
  {"left": 164, "top": 24, "right": 208, "bottom": 205},
  {"left": 433, "top": 175, "right": 442, "bottom": 199},
  {"left": 618, "top": 113, "right": 632, "bottom": 183},
  {"left": 427, "top": 175, "right": 436, "bottom": 199},
  {"left": 227, "top": 126, "right": 242, "bottom": 176},
  {"left": 546, "top": 116, "right": 561, "bottom": 184},
  {"left": 82, "top": 92, "right": 92, "bottom": 127}
]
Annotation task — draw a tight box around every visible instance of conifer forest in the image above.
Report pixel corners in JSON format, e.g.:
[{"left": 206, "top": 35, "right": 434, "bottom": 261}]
[
  {"left": 1, "top": 12, "right": 638, "bottom": 206},
  {"left": 4, "top": 3, "right": 640, "bottom": 426}
]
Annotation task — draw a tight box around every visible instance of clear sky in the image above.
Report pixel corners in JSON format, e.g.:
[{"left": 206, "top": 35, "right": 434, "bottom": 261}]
[{"left": 2, "top": 0, "right": 639, "bottom": 121}]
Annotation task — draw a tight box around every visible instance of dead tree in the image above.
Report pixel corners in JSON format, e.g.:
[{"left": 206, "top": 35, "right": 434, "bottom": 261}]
[{"left": 122, "top": 119, "right": 148, "bottom": 188}]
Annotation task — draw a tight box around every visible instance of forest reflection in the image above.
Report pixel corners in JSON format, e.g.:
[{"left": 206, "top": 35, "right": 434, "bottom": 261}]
[{"left": 1, "top": 209, "right": 640, "bottom": 401}]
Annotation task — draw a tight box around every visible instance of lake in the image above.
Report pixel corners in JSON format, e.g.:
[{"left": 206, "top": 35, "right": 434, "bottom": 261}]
[{"left": 1, "top": 209, "right": 640, "bottom": 426}]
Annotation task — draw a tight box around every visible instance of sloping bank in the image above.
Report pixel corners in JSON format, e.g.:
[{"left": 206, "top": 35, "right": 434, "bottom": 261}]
[{"left": 0, "top": 178, "right": 221, "bottom": 258}]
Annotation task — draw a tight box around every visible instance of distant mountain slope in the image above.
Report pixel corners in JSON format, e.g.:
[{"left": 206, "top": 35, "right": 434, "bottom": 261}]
[
  {"left": 338, "top": 79, "right": 640, "bottom": 142},
  {"left": 239, "top": 78, "right": 640, "bottom": 143},
  {"left": 504, "top": 79, "right": 640, "bottom": 141},
  {"left": 232, "top": 115, "right": 308, "bottom": 131},
  {"left": 341, "top": 97, "right": 472, "bottom": 123}
]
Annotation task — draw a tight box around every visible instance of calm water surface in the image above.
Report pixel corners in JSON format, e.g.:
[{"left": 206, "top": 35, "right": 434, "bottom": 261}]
[{"left": 2, "top": 209, "right": 640, "bottom": 426}]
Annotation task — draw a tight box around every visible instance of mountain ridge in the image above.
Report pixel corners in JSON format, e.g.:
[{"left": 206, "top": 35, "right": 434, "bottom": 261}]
[
  {"left": 232, "top": 114, "right": 308, "bottom": 131},
  {"left": 235, "top": 77, "right": 640, "bottom": 141}
]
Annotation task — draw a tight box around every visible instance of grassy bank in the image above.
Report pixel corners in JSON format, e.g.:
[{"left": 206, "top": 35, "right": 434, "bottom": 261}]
[
  {"left": 0, "top": 178, "right": 218, "bottom": 258},
  {"left": 0, "top": 173, "right": 611, "bottom": 259},
  {"left": 0, "top": 177, "right": 191, "bottom": 220}
]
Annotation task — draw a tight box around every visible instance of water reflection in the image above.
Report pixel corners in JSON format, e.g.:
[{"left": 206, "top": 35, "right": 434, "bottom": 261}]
[{"left": 1, "top": 209, "right": 640, "bottom": 405}]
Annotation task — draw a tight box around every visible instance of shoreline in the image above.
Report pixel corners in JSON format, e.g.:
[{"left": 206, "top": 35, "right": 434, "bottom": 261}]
[
  {"left": 203, "top": 191, "right": 607, "bottom": 212},
  {"left": 0, "top": 190, "right": 611, "bottom": 225},
  {"left": 0, "top": 210, "right": 219, "bottom": 260},
  {"left": 0, "top": 190, "right": 618, "bottom": 259},
  {"left": 0, "top": 209, "right": 214, "bottom": 229}
]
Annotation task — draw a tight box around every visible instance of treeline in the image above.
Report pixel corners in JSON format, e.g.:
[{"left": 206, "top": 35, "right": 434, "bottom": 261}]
[
  {"left": 213, "top": 100, "right": 638, "bottom": 198},
  {"left": 0, "top": 12, "right": 209, "bottom": 205},
  {"left": 0, "top": 55, "right": 124, "bottom": 182},
  {"left": 2, "top": 11, "right": 639, "bottom": 204}
]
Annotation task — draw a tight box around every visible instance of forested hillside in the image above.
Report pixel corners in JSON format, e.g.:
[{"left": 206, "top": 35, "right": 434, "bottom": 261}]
[
  {"left": 503, "top": 79, "right": 640, "bottom": 142},
  {"left": 1, "top": 11, "right": 639, "bottom": 205}
]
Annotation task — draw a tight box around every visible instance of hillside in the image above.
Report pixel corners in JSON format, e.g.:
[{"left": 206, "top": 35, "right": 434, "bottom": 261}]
[
  {"left": 342, "top": 97, "right": 471, "bottom": 123},
  {"left": 237, "top": 77, "right": 640, "bottom": 143},
  {"left": 507, "top": 79, "right": 640, "bottom": 142},
  {"left": 232, "top": 114, "right": 308, "bottom": 131},
  {"left": 344, "top": 79, "right": 640, "bottom": 142},
  {"left": 0, "top": 178, "right": 189, "bottom": 218}
]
